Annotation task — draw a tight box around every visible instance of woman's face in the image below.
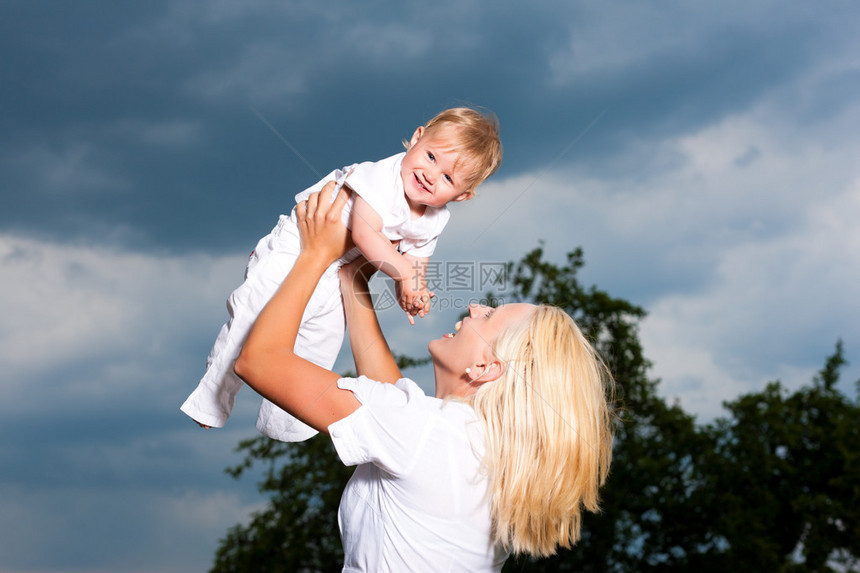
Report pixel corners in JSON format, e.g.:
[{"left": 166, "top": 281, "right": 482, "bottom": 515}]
[{"left": 429, "top": 302, "right": 535, "bottom": 382}]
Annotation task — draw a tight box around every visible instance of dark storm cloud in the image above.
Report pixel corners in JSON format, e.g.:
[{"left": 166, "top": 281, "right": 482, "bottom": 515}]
[
  {"left": 3, "top": 3, "right": 860, "bottom": 570},
  {"left": 4, "top": 1, "right": 854, "bottom": 254}
]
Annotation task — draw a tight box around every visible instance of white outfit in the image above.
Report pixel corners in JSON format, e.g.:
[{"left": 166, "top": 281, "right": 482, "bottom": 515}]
[
  {"left": 329, "top": 376, "right": 510, "bottom": 572},
  {"left": 180, "top": 153, "right": 450, "bottom": 441}
]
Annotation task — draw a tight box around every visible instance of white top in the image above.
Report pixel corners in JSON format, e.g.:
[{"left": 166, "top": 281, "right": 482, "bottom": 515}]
[
  {"left": 329, "top": 376, "right": 509, "bottom": 572},
  {"left": 294, "top": 153, "right": 450, "bottom": 257}
]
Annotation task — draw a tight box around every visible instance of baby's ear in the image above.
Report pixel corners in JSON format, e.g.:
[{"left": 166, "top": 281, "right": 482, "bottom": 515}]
[
  {"left": 452, "top": 191, "right": 473, "bottom": 202},
  {"left": 407, "top": 126, "right": 425, "bottom": 148}
]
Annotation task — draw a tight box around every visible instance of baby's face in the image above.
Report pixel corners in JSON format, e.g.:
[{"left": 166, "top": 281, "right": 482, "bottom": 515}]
[{"left": 400, "top": 127, "right": 474, "bottom": 210}]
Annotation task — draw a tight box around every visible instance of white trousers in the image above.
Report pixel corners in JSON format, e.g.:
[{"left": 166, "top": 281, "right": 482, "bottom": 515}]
[{"left": 180, "top": 214, "right": 345, "bottom": 441}]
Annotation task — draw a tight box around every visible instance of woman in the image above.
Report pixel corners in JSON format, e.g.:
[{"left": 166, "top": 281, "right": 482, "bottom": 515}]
[{"left": 235, "top": 182, "right": 615, "bottom": 571}]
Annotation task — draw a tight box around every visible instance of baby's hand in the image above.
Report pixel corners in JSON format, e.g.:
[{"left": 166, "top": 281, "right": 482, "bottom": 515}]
[{"left": 396, "top": 280, "right": 433, "bottom": 325}]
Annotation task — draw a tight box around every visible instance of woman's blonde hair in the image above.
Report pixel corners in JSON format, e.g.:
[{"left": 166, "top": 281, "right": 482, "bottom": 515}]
[
  {"left": 470, "top": 305, "right": 616, "bottom": 557},
  {"left": 405, "top": 107, "right": 503, "bottom": 196}
]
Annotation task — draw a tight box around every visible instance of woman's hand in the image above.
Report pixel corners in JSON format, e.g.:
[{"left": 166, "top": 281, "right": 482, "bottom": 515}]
[{"left": 295, "top": 180, "right": 353, "bottom": 265}]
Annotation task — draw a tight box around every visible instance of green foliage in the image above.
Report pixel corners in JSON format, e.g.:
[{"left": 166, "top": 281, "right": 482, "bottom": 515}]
[
  {"left": 500, "top": 245, "right": 713, "bottom": 572},
  {"left": 211, "top": 434, "right": 352, "bottom": 573},
  {"left": 699, "top": 340, "right": 860, "bottom": 571},
  {"left": 501, "top": 247, "right": 860, "bottom": 572},
  {"left": 210, "top": 244, "right": 860, "bottom": 573}
]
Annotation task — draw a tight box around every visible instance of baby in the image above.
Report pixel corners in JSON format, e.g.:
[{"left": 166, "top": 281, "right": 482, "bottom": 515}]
[{"left": 181, "top": 107, "right": 502, "bottom": 441}]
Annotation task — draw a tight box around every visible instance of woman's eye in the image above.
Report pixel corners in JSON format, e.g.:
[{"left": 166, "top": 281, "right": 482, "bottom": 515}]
[{"left": 485, "top": 310, "right": 493, "bottom": 318}]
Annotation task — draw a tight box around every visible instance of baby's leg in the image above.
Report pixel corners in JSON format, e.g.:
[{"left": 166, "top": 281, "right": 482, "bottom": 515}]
[
  {"left": 255, "top": 263, "right": 346, "bottom": 442},
  {"left": 180, "top": 215, "right": 302, "bottom": 428}
]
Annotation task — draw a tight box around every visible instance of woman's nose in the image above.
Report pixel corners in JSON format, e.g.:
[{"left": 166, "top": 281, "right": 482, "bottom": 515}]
[{"left": 468, "top": 303, "right": 489, "bottom": 317}]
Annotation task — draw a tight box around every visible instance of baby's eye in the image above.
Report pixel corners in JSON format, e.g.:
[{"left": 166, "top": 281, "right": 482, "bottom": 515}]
[
  {"left": 444, "top": 174, "right": 453, "bottom": 184},
  {"left": 427, "top": 151, "right": 436, "bottom": 162}
]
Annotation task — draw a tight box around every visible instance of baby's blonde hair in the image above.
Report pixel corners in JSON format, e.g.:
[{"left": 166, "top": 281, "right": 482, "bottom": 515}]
[
  {"left": 407, "top": 107, "right": 503, "bottom": 196},
  {"left": 470, "top": 305, "right": 615, "bottom": 557}
]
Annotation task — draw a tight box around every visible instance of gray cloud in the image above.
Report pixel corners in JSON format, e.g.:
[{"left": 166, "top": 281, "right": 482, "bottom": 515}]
[
  {"left": 3, "top": 1, "right": 860, "bottom": 570},
  {"left": 5, "top": 1, "right": 856, "bottom": 253}
]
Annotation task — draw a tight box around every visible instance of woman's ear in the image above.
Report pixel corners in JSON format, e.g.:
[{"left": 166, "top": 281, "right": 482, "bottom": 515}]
[
  {"left": 481, "top": 359, "right": 505, "bottom": 383},
  {"left": 467, "top": 359, "right": 505, "bottom": 385}
]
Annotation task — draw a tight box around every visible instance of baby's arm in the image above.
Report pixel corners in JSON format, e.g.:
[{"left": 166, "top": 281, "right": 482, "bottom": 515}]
[{"left": 350, "top": 196, "right": 432, "bottom": 323}]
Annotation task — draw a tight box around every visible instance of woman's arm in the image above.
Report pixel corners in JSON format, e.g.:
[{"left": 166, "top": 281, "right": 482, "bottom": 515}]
[
  {"left": 339, "top": 258, "right": 403, "bottom": 384},
  {"left": 234, "top": 182, "right": 361, "bottom": 435}
]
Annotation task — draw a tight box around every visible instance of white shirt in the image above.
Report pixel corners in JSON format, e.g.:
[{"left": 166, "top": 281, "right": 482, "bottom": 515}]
[
  {"left": 329, "top": 376, "right": 509, "bottom": 572},
  {"left": 294, "top": 153, "right": 450, "bottom": 258}
]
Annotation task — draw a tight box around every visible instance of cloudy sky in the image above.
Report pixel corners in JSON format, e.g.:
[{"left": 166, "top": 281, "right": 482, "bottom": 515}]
[{"left": 3, "top": 1, "right": 860, "bottom": 571}]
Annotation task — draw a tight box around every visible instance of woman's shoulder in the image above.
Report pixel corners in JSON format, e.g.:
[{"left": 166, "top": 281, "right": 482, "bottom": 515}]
[
  {"left": 337, "top": 376, "right": 475, "bottom": 421},
  {"left": 330, "top": 376, "right": 479, "bottom": 473},
  {"left": 338, "top": 374, "right": 420, "bottom": 395},
  {"left": 335, "top": 375, "right": 432, "bottom": 411}
]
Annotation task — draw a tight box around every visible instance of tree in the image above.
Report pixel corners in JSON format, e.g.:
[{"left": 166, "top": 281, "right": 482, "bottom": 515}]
[
  {"left": 211, "top": 434, "right": 352, "bottom": 573},
  {"left": 698, "top": 340, "right": 860, "bottom": 571},
  {"left": 499, "top": 246, "right": 714, "bottom": 572},
  {"left": 500, "top": 247, "right": 860, "bottom": 572},
  {"left": 210, "top": 245, "right": 860, "bottom": 572},
  {"left": 211, "top": 244, "right": 696, "bottom": 572}
]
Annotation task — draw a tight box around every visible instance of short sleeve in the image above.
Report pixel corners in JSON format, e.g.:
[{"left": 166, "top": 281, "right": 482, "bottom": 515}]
[
  {"left": 399, "top": 234, "right": 438, "bottom": 257},
  {"left": 293, "top": 167, "right": 353, "bottom": 205},
  {"left": 328, "top": 376, "right": 438, "bottom": 476},
  {"left": 292, "top": 166, "right": 359, "bottom": 228},
  {"left": 340, "top": 154, "right": 408, "bottom": 226}
]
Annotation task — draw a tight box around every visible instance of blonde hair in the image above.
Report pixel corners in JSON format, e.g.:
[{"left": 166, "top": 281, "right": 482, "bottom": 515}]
[
  {"left": 470, "top": 305, "right": 615, "bottom": 557},
  {"left": 406, "top": 107, "right": 503, "bottom": 196}
]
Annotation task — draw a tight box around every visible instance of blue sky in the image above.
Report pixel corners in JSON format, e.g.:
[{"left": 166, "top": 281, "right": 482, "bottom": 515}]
[{"left": 2, "top": 1, "right": 860, "bottom": 571}]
